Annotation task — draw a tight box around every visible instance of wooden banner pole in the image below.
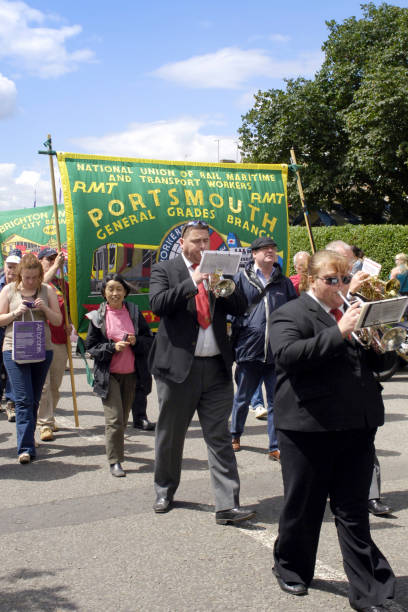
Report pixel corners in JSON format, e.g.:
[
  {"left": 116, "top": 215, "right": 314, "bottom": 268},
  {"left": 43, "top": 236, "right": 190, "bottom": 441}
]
[
  {"left": 290, "top": 147, "right": 316, "bottom": 254},
  {"left": 39, "top": 135, "right": 79, "bottom": 427}
]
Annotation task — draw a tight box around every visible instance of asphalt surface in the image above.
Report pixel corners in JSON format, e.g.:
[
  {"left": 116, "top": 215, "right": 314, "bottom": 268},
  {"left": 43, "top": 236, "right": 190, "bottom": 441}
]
[{"left": 1, "top": 354, "right": 408, "bottom": 612}]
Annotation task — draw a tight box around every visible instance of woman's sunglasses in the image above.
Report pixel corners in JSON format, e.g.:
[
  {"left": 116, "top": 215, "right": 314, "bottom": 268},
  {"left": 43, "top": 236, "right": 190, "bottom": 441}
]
[{"left": 317, "top": 275, "right": 352, "bottom": 286}]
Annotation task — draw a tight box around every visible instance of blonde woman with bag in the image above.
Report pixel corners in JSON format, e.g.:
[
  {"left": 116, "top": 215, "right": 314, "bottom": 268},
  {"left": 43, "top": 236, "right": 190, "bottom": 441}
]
[{"left": 0, "top": 253, "right": 61, "bottom": 463}]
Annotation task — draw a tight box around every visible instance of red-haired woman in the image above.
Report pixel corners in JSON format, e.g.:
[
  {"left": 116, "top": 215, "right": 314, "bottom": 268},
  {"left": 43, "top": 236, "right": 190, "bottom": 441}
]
[{"left": 0, "top": 253, "right": 62, "bottom": 463}]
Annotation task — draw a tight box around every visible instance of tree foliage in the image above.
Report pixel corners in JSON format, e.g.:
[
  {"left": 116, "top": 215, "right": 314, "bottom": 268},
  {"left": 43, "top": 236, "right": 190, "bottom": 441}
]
[{"left": 239, "top": 3, "right": 408, "bottom": 223}]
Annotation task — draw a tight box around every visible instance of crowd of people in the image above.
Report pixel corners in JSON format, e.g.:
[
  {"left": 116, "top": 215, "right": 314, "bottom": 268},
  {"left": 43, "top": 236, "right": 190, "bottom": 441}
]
[{"left": 1, "top": 232, "right": 407, "bottom": 611}]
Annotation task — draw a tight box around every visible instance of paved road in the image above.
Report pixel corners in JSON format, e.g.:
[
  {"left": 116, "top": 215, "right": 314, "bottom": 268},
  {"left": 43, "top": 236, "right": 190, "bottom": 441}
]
[{"left": 1, "top": 355, "right": 408, "bottom": 612}]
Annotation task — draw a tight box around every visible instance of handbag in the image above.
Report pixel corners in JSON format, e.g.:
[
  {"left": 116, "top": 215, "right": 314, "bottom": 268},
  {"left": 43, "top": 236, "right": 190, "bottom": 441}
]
[{"left": 12, "top": 308, "right": 46, "bottom": 364}]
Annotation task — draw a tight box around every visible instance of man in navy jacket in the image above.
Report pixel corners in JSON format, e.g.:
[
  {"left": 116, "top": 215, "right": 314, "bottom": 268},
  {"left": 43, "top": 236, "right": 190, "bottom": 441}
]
[{"left": 230, "top": 237, "right": 297, "bottom": 458}]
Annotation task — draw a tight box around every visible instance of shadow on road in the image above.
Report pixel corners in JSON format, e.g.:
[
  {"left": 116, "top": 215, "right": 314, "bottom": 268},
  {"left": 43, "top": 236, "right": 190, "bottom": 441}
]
[
  {"left": 0, "top": 568, "right": 77, "bottom": 611},
  {"left": 0, "top": 460, "right": 100, "bottom": 482}
]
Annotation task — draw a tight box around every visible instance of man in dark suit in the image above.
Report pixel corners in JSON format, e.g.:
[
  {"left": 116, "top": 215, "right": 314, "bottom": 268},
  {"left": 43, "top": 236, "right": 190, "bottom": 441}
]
[
  {"left": 269, "top": 250, "right": 395, "bottom": 611},
  {"left": 149, "top": 220, "right": 255, "bottom": 525}
]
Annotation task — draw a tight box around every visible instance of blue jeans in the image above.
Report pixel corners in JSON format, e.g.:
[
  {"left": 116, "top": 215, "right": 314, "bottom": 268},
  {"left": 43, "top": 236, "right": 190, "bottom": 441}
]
[
  {"left": 250, "top": 382, "right": 264, "bottom": 408},
  {"left": 3, "top": 350, "right": 53, "bottom": 457},
  {"left": 230, "top": 361, "right": 278, "bottom": 451},
  {"left": 5, "top": 374, "right": 15, "bottom": 402}
]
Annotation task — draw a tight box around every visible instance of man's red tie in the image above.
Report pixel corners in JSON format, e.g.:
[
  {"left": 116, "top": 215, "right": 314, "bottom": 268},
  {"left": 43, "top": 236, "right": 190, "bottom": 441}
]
[
  {"left": 192, "top": 264, "right": 211, "bottom": 329},
  {"left": 330, "top": 308, "right": 343, "bottom": 322}
]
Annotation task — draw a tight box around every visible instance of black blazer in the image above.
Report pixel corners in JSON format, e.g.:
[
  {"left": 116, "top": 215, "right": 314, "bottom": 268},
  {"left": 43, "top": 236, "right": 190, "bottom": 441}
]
[
  {"left": 269, "top": 292, "right": 385, "bottom": 432},
  {"left": 148, "top": 255, "right": 247, "bottom": 383}
]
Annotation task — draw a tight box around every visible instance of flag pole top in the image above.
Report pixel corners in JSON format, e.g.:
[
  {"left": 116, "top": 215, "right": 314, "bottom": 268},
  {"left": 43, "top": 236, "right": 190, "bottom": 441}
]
[{"left": 38, "top": 135, "right": 56, "bottom": 156}]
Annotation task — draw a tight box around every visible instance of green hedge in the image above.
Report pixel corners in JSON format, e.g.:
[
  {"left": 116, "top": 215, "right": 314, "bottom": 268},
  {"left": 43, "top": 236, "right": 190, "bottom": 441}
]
[{"left": 288, "top": 225, "right": 408, "bottom": 279}]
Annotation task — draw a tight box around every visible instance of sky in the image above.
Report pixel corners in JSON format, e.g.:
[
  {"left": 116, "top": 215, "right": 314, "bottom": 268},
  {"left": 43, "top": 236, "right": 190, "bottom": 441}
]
[{"left": 1, "top": 0, "right": 408, "bottom": 210}]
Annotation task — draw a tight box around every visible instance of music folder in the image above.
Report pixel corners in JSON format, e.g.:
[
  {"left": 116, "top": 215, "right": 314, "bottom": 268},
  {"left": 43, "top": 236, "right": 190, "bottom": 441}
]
[
  {"left": 354, "top": 296, "right": 408, "bottom": 329},
  {"left": 199, "top": 250, "right": 242, "bottom": 275}
]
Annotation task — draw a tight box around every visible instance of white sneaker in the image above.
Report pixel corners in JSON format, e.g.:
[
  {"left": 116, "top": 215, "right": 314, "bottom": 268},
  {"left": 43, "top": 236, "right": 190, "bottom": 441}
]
[{"left": 254, "top": 405, "right": 268, "bottom": 419}]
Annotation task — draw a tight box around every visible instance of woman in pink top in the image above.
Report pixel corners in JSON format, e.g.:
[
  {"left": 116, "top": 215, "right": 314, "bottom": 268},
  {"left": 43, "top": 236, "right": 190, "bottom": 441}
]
[{"left": 85, "top": 274, "right": 153, "bottom": 477}]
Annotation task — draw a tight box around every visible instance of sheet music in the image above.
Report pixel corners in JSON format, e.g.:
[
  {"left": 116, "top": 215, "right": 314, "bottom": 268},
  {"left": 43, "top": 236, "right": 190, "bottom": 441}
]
[
  {"left": 355, "top": 296, "right": 408, "bottom": 329},
  {"left": 362, "top": 257, "right": 382, "bottom": 276},
  {"left": 199, "top": 250, "right": 242, "bottom": 275}
]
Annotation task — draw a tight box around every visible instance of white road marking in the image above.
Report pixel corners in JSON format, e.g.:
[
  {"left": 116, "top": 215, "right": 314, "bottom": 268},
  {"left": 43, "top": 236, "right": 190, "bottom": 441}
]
[{"left": 243, "top": 523, "right": 406, "bottom": 611}]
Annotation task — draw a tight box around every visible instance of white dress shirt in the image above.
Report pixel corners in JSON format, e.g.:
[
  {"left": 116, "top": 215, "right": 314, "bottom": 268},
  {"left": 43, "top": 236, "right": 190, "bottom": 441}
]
[
  {"left": 182, "top": 253, "right": 221, "bottom": 357},
  {"left": 307, "top": 289, "right": 344, "bottom": 322}
]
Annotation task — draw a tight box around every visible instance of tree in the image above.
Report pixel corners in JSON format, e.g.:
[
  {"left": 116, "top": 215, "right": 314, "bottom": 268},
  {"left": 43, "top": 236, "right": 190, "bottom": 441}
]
[{"left": 238, "top": 3, "right": 408, "bottom": 223}]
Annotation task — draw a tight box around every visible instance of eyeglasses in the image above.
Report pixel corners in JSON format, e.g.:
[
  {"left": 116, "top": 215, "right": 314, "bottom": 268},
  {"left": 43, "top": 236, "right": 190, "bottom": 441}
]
[
  {"left": 181, "top": 220, "right": 209, "bottom": 237},
  {"left": 317, "top": 275, "right": 353, "bottom": 286}
]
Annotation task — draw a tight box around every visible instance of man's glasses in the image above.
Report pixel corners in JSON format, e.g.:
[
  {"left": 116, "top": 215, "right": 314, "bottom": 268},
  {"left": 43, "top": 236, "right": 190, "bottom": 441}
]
[
  {"left": 181, "top": 220, "right": 209, "bottom": 237},
  {"left": 317, "top": 275, "right": 353, "bottom": 286}
]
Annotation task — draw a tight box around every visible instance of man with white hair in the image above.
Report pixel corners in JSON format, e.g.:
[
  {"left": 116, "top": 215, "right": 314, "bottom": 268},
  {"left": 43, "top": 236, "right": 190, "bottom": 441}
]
[
  {"left": 0, "top": 249, "right": 22, "bottom": 421},
  {"left": 289, "top": 251, "right": 310, "bottom": 295}
]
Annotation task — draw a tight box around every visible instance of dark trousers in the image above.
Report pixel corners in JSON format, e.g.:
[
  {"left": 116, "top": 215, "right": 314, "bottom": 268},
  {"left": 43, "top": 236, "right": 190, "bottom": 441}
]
[
  {"left": 102, "top": 372, "right": 137, "bottom": 464},
  {"left": 274, "top": 428, "right": 395, "bottom": 609},
  {"left": 154, "top": 356, "right": 240, "bottom": 512},
  {"left": 369, "top": 453, "right": 381, "bottom": 500}
]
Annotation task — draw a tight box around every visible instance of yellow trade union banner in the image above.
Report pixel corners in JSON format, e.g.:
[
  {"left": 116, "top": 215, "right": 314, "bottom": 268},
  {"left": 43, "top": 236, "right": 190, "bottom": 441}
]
[
  {"left": 0, "top": 204, "right": 66, "bottom": 266},
  {"left": 57, "top": 153, "right": 289, "bottom": 334}
]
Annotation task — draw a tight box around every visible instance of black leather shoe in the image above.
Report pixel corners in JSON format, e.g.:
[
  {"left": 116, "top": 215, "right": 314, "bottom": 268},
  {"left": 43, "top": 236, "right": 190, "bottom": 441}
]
[
  {"left": 153, "top": 497, "right": 172, "bottom": 513},
  {"left": 352, "top": 606, "right": 387, "bottom": 611},
  {"left": 110, "top": 462, "right": 126, "bottom": 477},
  {"left": 133, "top": 418, "right": 156, "bottom": 431},
  {"left": 215, "top": 507, "right": 256, "bottom": 525},
  {"left": 368, "top": 498, "right": 392, "bottom": 515},
  {"left": 272, "top": 567, "right": 308, "bottom": 596}
]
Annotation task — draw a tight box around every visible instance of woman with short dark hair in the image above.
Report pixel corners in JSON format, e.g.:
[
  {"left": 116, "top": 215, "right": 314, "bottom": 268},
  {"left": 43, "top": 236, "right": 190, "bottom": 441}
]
[{"left": 85, "top": 274, "right": 153, "bottom": 477}]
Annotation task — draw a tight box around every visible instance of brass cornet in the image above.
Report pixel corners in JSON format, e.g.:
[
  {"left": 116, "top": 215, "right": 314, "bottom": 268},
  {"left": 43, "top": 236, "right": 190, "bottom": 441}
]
[
  {"left": 337, "top": 291, "right": 406, "bottom": 352},
  {"left": 209, "top": 269, "right": 235, "bottom": 298},
  {"left": 356, "top": 277, "right": 401, "bottom": 301}
]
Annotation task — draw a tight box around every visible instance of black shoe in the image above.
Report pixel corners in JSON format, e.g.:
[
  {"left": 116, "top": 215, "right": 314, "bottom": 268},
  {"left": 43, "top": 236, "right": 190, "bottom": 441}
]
[
  {"left": 352, "top": 606, "right": 387, "bottom": 611},
  {"left": 110, "top": 462, "right": 126, "bottom": 477},
  {"left": 133, "top": 418, "right": 156, "bottom": 431},
  {"left": 215, "top": 507, "right": 256, "bottom": 525},
  {"left": 368, "top": 499, "right": 392, "bottom": 515},
  {"left": 272, "top": 567, "right": 308, "bottom": 596},
  {"left": 153, "top": 497, "right": 172, "bottom": 513}
]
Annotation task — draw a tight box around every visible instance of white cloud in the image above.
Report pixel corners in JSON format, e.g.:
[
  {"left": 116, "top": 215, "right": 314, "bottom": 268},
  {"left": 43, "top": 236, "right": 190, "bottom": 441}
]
[
  {"left": 153, "top": 46, "right": 323, "bottom": 89},
  {"left": 0, "top": 72, "right": 17, "bottom": 117},
  {"left": 268, "top": 34, "right": 291, "bottom": 43},
  {"left": 73, "top": 117, "right": 240, "bottom": 163},
  {"left": 0, "top": 0, "right": 95, "bottom": 78},
  {"left": 248, "top": 33, "right": 291, "bottom": 44},
  {"left": 0, "top": 162, "right": 52, "bottom": 210},
  {"left": 237, "top": 89, "right": 259, "bottom": 110}
]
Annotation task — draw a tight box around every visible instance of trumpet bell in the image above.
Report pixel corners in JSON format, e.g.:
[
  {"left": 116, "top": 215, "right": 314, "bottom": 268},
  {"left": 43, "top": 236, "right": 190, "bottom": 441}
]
[
  {"left": 380, "top": 327, "right": 406, "bottom": 352},
  {"left": 213, "top": 279, "right": 235, "bottom": 298}
]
